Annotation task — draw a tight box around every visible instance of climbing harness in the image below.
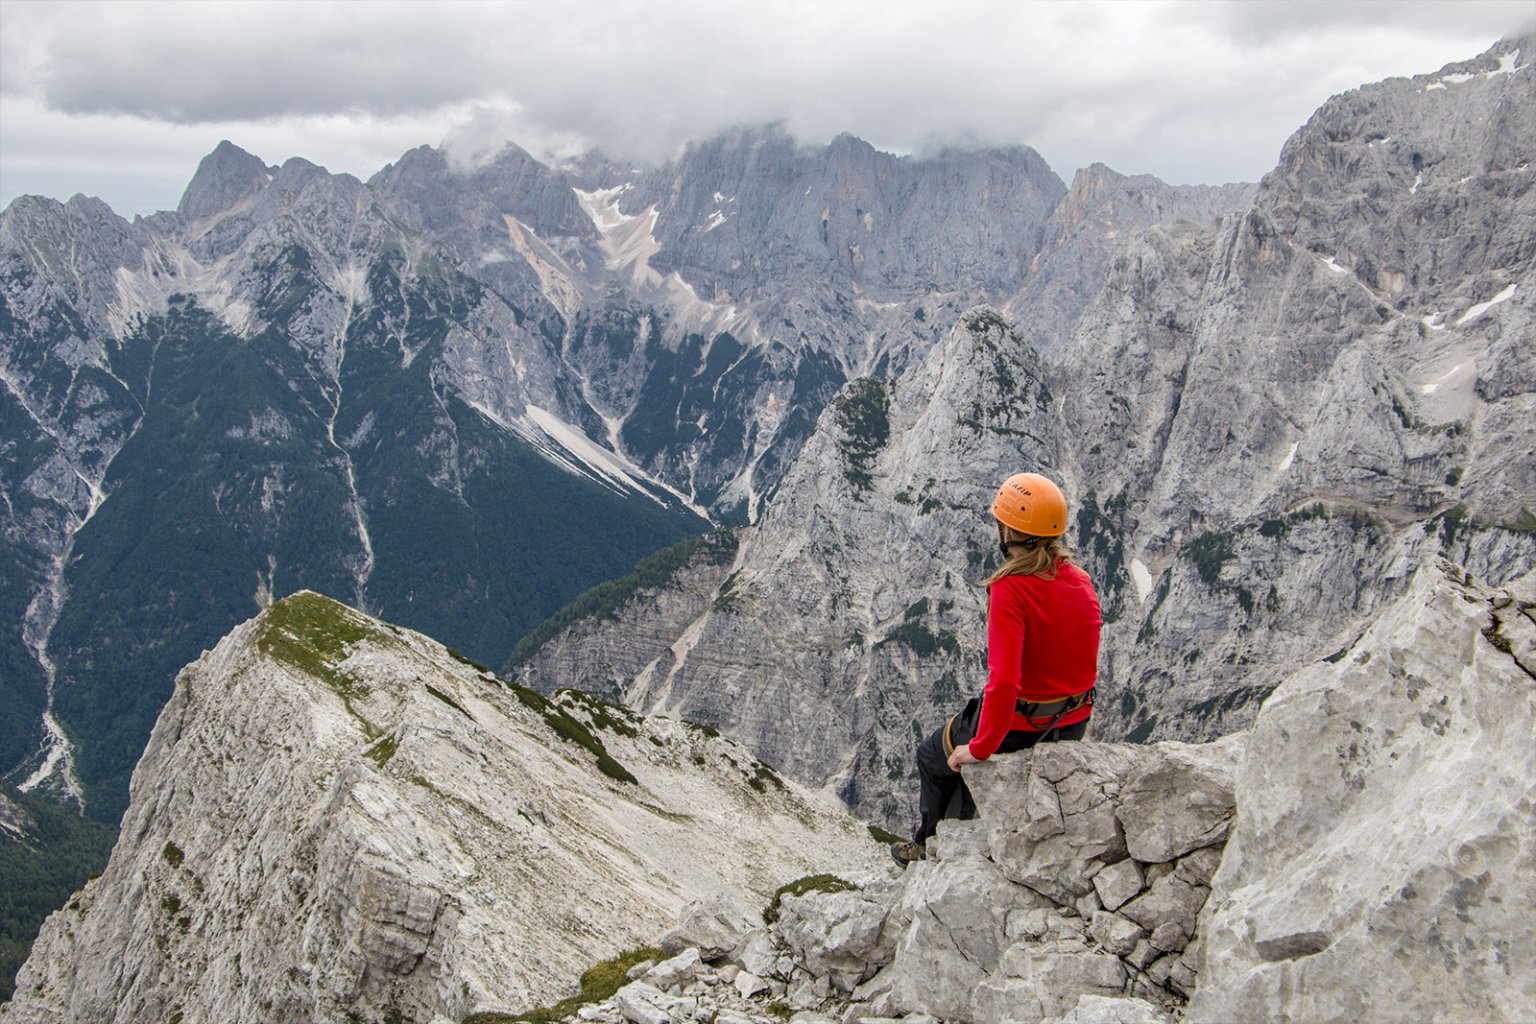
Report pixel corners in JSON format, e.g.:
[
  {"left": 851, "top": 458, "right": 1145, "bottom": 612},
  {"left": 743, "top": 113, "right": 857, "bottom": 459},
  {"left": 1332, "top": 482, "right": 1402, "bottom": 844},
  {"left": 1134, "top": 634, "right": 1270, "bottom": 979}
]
[{"left": 1015, "top": 687, "right": 1096, "bottom": 733}]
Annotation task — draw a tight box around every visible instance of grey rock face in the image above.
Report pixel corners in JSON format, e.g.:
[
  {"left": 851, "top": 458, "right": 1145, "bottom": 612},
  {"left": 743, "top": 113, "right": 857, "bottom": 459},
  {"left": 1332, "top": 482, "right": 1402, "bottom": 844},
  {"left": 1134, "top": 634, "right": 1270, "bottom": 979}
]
[
  {"left": 514, "top": 531, "right": 742, "bottom": 696},
  {"left": 1, "top": 593, "right": 884, "bottom": 1024},
  {"left": 176, "top": 140, "right": 274, "bottom": 220},
  {"left": 1186, "top": 561, "right": 1536, "bottom": 1024},
  {"left": 1007, "top": 163, "right": 1254, "bottom": 358},
  {"left": 1041, "top": 995, "right": 1172, "bottom": 1024},
  {"left": 626, "top": 126, "right": 1067, "bottom": 303}
]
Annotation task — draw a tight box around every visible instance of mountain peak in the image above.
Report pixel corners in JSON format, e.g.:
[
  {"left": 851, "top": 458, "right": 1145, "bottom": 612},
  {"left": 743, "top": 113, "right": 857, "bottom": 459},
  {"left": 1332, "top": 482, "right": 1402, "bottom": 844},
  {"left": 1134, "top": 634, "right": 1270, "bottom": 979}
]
[
  {"left": 176, "top": 140, "right": 272, "bottom": 220},
  {"left": 7, "top": 595, "right": 883, "bottom": 1021}
]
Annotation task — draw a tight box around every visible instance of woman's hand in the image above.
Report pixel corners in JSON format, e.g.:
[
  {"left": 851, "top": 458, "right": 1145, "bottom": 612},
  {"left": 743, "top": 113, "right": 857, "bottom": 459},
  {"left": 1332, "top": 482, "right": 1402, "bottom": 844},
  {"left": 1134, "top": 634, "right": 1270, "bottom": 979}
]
[{"left": 947, "top": 743, "right": 980, "bottom": 772}]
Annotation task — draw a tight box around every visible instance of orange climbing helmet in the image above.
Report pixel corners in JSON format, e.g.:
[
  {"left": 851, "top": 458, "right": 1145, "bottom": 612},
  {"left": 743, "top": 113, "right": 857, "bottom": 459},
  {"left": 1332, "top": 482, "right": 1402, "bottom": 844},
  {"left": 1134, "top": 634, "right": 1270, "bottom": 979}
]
[{"left": 991, "top": 473, "right": 1068, "bottom": 537}]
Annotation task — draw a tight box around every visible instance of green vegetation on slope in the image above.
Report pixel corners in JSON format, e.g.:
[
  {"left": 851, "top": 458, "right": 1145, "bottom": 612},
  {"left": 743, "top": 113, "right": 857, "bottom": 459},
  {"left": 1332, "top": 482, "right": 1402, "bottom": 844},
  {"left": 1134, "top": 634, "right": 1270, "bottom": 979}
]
[
  {"left": 833, "top": 377, "right": 890, "bottom": 492},
  {"left": 508, "top": 684, "right": 638, "bottom": 785},
  {"left": 463, "top": 946, "right": 662, "bottom": 1024},
  {"left": 503, "top": 530, "right": 739, "bottom": 671},
  {"left": 0, "top": 787, "right": 116, "bottom": 1002}
]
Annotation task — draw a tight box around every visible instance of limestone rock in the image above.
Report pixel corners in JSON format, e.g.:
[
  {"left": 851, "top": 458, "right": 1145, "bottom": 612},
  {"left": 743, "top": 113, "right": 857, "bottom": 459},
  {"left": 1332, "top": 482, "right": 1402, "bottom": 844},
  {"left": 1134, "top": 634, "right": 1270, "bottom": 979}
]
[
  {"left": 1088, "top": 911, "right": 1146, "bottom": 957},
  {"left": 775, "top": 889, "right": 892, "bottom": 987},
  {"left": 176, "top": 140, "right": 274, "bottom": 220},
  {"left": 1187, "top": 562, "right": 1536, "bottom": 1023},
  {"left": 1041, "top": 994, "right": 1172, "bottom": 1024},
  {"left": 878, "top": 846, "right": 1046, "bottom": 1021},
  {"left": 1117, "top": 863, "right": 1210, "bottom": 939},
  {"left": 969, "top": 744, "right": 1143, "bottom": 903},
  {"left": 973, "top": 940, "right": 1128, "bottom": 1024},
  {"left": 1, "top": 594, "right": 884, "bottom": 1024},
  {"left": 661, "top": 894, "right": 757, "bottom": 962},
  {"left": 1090, "top": 859, "right": 1145, "bottom": 912},
  {"left": 1116, "top": 739, "right": 1238, "bottom": 863},
  {"left": 644, "top": 948, "right": 706, "bottom": 992},
  {"left": 616, "top": 982, "right": 683, "bottom": 1024}
]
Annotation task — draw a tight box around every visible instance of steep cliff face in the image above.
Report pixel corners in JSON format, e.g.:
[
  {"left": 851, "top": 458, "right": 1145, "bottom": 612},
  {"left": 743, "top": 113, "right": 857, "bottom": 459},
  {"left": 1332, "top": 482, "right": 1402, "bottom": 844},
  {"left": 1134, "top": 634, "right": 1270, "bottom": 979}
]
[
  {"left": 630, "top": 127, "right": 1066, "bottom": 302},
  {"left": 1060, "top": 31, "right": 1536, "bottom": 741},
  {"left": 1006, "top": 163, "right": 1254, "bottom": 357},
  {"left": 512, "top": 531, "right": 742, "bottom": 701},
  {"left": 510, "top": 34, "right": 1536, "bottom": 826},
  {"left": 1189, "top": 561, "right": 1536, "bottom": 1024},
  {"left": 2, "top": 593, "right": 883, "bottom": 1024}
]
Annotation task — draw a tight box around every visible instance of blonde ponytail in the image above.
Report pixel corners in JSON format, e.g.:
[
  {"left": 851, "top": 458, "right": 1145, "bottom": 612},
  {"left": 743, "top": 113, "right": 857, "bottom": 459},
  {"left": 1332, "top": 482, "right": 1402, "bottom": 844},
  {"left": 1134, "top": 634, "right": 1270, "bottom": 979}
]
[{"left": 985, "top": 525, "right": 1069, "bottom": 586}]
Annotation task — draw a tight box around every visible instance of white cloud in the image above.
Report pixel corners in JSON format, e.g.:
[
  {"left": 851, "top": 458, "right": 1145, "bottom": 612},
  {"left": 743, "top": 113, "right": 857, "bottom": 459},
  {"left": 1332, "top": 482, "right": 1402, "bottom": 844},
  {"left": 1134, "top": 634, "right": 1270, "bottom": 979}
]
[{"left": 1, "top": 0, "right": 1531, "bottom": 216}]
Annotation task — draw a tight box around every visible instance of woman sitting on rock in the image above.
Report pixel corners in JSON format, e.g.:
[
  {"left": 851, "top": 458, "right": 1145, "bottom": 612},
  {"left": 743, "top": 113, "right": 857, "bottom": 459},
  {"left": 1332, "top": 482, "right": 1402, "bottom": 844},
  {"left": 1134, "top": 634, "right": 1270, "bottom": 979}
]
[{"left": 892, "top": 472, "right": 1103, "bottom": 865}]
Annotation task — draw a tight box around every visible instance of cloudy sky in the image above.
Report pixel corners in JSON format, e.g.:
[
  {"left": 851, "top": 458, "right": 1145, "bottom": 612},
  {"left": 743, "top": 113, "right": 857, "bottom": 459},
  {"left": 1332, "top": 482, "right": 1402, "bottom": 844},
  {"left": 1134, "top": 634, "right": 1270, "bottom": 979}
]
[{"left": 1, "top": 0, "right": 1531, "bottom": 218}]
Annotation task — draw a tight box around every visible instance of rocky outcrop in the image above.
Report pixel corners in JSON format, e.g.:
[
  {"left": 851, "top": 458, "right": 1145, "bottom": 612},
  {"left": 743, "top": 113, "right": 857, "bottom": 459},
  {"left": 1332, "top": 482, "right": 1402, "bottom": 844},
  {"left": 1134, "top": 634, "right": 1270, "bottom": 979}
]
[
  {"left": 550, "top": 732, "right": 1236, "bottom": 1024},
  {"left": 1188, "top": 560, "right": 1536, "bottom": 1023},
  {"left": 1, "top": 593, "right": 884, "bottom": 1024},
  {"left": 865, "top": 737, "right": 1236, "bottom": 1023}
]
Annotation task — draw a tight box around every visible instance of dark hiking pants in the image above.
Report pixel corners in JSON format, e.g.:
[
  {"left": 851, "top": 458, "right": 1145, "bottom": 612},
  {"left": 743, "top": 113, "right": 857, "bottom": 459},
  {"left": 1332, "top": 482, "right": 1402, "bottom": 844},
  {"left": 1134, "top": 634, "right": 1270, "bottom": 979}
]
[{"left": 913, "top": 696, "right": 1089, "bottom": 843}]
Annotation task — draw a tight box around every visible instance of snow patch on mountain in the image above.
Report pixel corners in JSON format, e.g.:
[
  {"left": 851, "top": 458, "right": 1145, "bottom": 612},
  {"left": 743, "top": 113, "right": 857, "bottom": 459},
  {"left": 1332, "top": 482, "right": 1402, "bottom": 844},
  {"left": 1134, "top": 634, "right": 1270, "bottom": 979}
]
[
  {"left": 1456, "top": 282, "right": 1517, "bottom": 324},
  {"left": 1130, "top": 558, "right": 1154, "bottom": 602},
  {"left": 463, "top": 396, "right": 708, "bottom": 519},
  {"left": 575, "top": 186, "right": 664, "bottom": 289}
]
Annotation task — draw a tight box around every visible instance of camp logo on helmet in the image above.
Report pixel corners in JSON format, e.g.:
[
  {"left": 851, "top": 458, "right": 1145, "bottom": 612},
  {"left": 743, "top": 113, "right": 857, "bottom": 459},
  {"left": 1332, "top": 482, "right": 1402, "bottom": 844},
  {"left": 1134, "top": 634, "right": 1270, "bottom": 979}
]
[{"left": 991, "top": 473, "right": 1068, "bottom": 537}]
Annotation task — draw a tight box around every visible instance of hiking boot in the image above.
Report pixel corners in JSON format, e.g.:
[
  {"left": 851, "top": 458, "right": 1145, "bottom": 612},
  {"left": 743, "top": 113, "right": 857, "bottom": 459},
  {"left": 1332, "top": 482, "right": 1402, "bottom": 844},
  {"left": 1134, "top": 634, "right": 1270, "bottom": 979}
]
[{"left": 890, "top": 839, "right": 927, "bottom": 867}]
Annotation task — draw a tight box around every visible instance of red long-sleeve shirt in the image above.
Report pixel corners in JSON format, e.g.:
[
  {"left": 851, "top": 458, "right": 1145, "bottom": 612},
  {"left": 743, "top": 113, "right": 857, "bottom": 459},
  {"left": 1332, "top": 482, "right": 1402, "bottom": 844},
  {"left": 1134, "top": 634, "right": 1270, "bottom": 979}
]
[{"left": 969, "top": 561, "right": 1102, "bottom": 760}]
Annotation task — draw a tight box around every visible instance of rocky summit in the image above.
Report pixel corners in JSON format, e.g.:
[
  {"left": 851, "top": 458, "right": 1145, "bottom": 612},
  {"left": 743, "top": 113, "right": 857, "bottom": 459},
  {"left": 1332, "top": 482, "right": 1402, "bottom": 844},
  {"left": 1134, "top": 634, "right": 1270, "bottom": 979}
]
[{"left": 1, "top": 593, "right": 884, "bottom": 1024}]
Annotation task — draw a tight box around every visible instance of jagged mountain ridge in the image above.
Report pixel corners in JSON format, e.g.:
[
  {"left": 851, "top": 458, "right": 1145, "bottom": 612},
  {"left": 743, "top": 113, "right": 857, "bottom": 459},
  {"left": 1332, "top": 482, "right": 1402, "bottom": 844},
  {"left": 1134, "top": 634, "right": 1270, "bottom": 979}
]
[
  {"left": 510, "top": 33, "right": 1536, "bottom": 828},
  {"left": 1, "top": 592, "right": 885, "bottom": 1023}
]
